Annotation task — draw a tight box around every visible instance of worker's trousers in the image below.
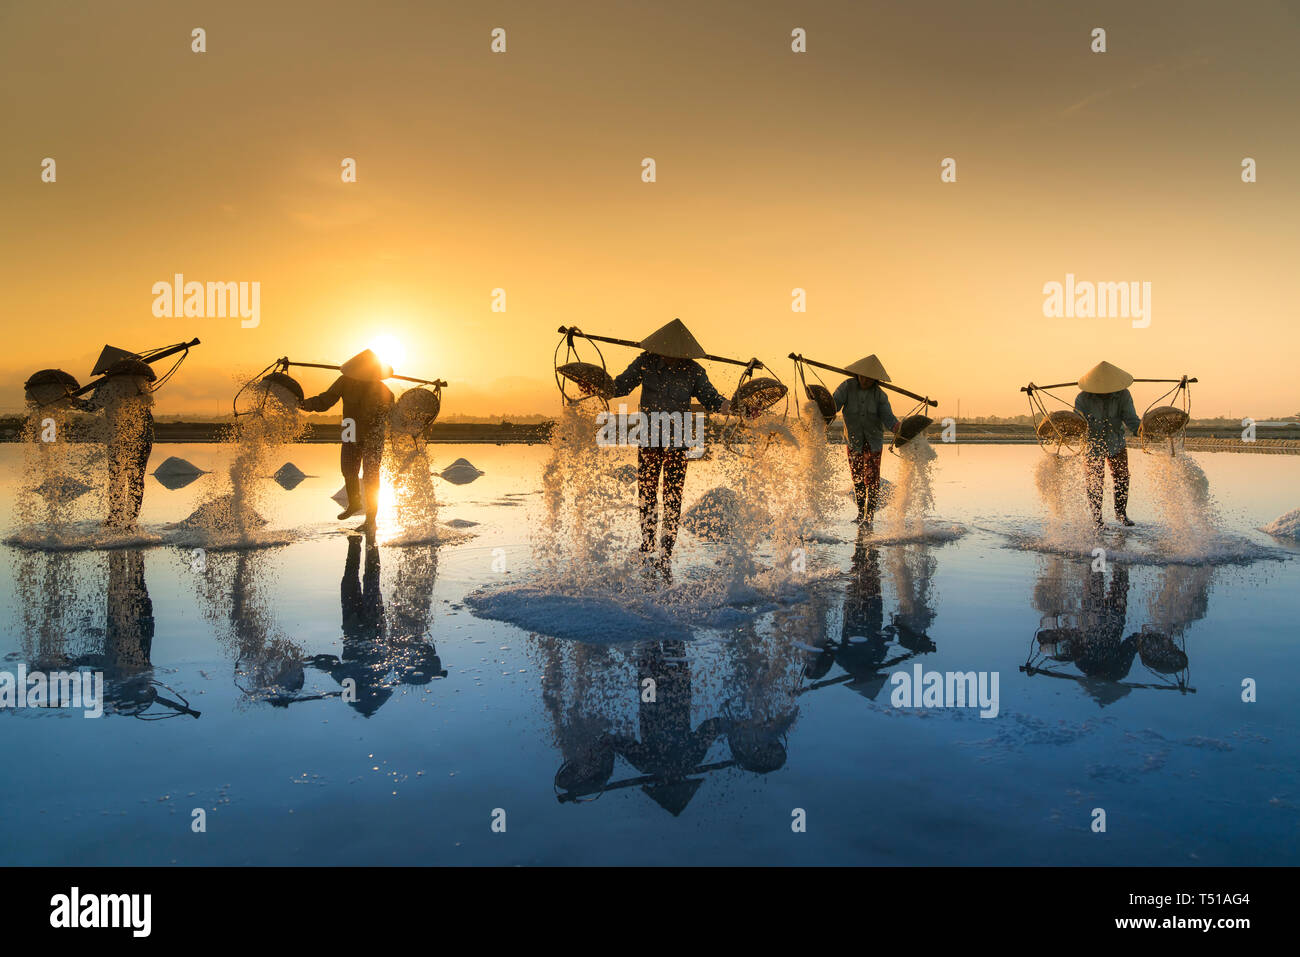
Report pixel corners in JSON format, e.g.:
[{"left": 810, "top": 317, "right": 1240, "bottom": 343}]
[
  {"left": 847, "top": 447, "right": 883, "bottom": 517},
  {"left": 638, "top": 446, "right": 689, "bottom": 555},
  {"left": 1084, "top": 447, "right": 1130, "bottom": 523}
]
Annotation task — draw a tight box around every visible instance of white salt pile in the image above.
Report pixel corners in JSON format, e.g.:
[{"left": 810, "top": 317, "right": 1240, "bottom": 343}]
[
  {"left": 152, "top": 456, "right": 208, "bottom": 490},
  {"left": 682, "top": 486, "right": 769, "bottom": 540},
  {"left": 272, "top": 462, "right": 307, "bottom": 490},
  {"left": 466, "top": 585, "right": 692, "bottom": 643},
  {"left": 32, "top": 477, "right": 95, "bottom": 503},
  {"left": 1261, "top": 508, "right": 1300, "bottom": 540},
  {"left": 440, "top": 458, "right": 484, "bottom": 485},
  {"left": 176, "top": 494, "right": 269, "bottom": 531},
  {"left": 153, "top": 456, "right": 206, "bottom": 478}
]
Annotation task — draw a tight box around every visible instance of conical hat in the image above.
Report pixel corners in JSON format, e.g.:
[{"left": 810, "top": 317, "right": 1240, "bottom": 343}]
[
  {"left": 92, "top": 345, "right": 140, "bottom": 377},
  {"left": 1078, "top": 361, "right": 1133, "bottom": 394},
  {"left": 340, "top": 349, "right": 393, "bottom": 382},
  {"left": 639, "top": 318, "right": 706, "bottom": 360},
  {"left": 844, "top": 355, "right": 890, "bottom": 382}
]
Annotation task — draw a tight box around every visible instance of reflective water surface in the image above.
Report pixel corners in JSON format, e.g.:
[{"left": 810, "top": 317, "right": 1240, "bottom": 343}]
[{"left": 2, "top": 443, "right": 1297, "bottom": 865}]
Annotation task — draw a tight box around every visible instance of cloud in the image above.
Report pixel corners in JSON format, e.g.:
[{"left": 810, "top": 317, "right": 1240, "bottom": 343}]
[{"left": 1061, "top": 55, "right": 1213, "bottom": 117}]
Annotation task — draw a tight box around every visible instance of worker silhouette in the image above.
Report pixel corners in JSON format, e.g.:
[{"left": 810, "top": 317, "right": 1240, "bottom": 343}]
[
  {"left": 609, "top": 641, "right": 727, "bottom": 814},
  {"left": 309, "top": 537, "right": 445, "bottom": 716},
  {"left": 608, "top": 319, "right": 730, "bottom": 574},
  {"left": 71, "top": 359, "right": 157, "bottom": 529},
  {"left": 300, "top": 349, "right": 394, "bottom": 534},
  {"left": 1036, "top": 564, "right": 1139, "bottom": 707}
]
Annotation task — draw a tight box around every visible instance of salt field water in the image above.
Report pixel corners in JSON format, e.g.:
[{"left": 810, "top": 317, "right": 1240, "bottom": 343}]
[{"left": 2, "top": 441, "right": 1297, "bottom": 865}]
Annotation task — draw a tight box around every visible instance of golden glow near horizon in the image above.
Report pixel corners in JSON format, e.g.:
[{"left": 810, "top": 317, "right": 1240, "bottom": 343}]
[
  {"left": 3, "top": 1, "right": 1298, "bottom": 420},
  {"left": 367, "top": 335, "right": 408, "bottom": 376}
]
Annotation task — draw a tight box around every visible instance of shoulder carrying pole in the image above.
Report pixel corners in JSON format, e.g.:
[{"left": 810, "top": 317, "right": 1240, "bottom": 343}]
[
  {"left": 559, "top": 326, "right": 762, "bottom": 370},
  {"left": 789, "top": 352, "right": 938, "bottom": 407},
  {"left": 70, "top": 338, "right": 201, "bottom": 397},
  {"left": 276, "top": 357, "right": 447, "bottom": 388},
  {"left": 1022, "top": 376, "right": 1197, "bottom": 394}
]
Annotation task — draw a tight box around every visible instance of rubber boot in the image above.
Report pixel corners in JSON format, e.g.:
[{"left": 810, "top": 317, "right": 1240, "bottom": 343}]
[
  {"left": 337, "top": 476, "right": 363, "bottom": 520},
  {"left": 656, "top": 537, "right": 675, "bottom": 583},
  {"left": 862, "top": 488, "right": 878, "bottom": 530}
]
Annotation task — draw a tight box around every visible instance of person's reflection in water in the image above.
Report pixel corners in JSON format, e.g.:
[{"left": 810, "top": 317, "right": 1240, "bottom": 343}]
[
  {"left": 547, "top": 645, "right": 624, "bottom": 803},
  {"left": 722, "top": 623, "right": 799, "bottom": 776},
  {"left": 317, "top": 535, "right": 389, "bottom": 716},
  {"left": 887, "top": 543, "right": 938, "bottom": 656},
  {"left": 1133, "top": 564, "right": 1204, "bottom": 686},
  {"left": 1037, "top": 564, "right": 1138, "bottom": 707},
  {"left": 798, "top": 530, "right": 937, "bottom": 699},
  {"left": 15, "top": 550, "right": 99, "bottom": 669},
  {"left": 15, "top": 549, "right": 195, "bottom": 718},
  {"left": 610, "top": 641, "right": 727, "bottom": 815},
  {"left": 385, "top": 543, "right": 447, "bottom": 690},
  {"left": 550, "top": 630, "right": 805, "bottom": 810},
  {"left": 104, "top": 549, "right": 154, "bottom": 675},
  {"left": 98, "top": 549, "right": 201, "bottom": 717},
  {"left": 229, "top": 551, "right": 305, "bottom": 705},
  {"left": 310, "top": 536, "right": 445, "bottom": 716}
]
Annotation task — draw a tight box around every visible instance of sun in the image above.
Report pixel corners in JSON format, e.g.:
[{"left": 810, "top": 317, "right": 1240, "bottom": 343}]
[{"left": 368, "top": 335, "right": 407, "bottom": 372}]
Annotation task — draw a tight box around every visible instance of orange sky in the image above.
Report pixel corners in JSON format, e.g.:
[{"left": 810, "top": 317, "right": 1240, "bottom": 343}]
[{"left": 2, "top": 0, "right": 1297, "bottom": 419}]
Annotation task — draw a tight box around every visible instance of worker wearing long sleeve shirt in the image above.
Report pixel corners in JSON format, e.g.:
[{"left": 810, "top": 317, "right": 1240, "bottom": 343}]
[
  {"left": 608, "top": 319, "right": 730, "bottom": 572},
  {"left": 1074, "top": 361, "right": 1142, "bottom": 530},
  {"left": 300, "top": 349, "right": 394, "bottom": 534},
  {"left": 831, "top": 354, "right": 899, "bottom": 527}
]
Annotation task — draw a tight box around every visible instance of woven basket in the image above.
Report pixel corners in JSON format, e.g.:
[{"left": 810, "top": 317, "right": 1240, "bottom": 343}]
[
  {"left": 894, "top": 414, "right": 934, "bottom": 447},
  {"left": 260, "top": 371, "right": 304, "bottom": 403},
  {"left": 731, "top": 377, "right": 788, "bottom": 419},
  {"left": 804, "top": 383, "right": 837, "bottom": 423},
  {"left": 556, "top": 361, "right": 615, "bottom": 400},
  {"left": 1139, "top": 406, "right": 1189, "bottom": 440},
  {"left": 390, "top": 387, "right": 442, "bottom": 437},
  {"left": 23, "top": 368, "right": 80, "bottom": 405},
  {"left": 1036, "top": 409, "right": 1088, "bottom": 442}
]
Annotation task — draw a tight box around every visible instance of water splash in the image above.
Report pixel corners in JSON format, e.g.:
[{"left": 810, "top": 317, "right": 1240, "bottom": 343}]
[
  {"left": 10, "top": 381, "right": 154, "bottom": 546},
  {"left": 179, "top": 380, "right": 306, "bottom": 543},
  {"left": 1034, "top": 453, "right": 1094, "bottom": 544},
  {"left": 383, "top": 432, "right": 440, "bottom": 543},
  {"left": 15, "top": 404, "right": 104, "bottom": 532},
  {"left": 1143, "top": 450, "right": 1220, "bottom": 558},
  {"left": 792, "top": 404, "right": 841, "bottom": 529},
  {"left": 473, "top": 406, "right": 856, "bottom": 641},
  {"left": 883, "top": 435, "right": 939, "bottom": 539},
  {"left": 537, "top": 404, "right": 631, "bottom": 587},
  {"left": 1019, "top": 447, "right": 1272, "bottom": 566}
]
